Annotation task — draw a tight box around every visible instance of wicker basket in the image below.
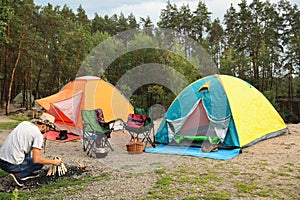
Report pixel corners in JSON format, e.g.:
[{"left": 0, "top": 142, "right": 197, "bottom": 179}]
[{"left": 126, "top": 138, "right": 144, "bottom": 154}]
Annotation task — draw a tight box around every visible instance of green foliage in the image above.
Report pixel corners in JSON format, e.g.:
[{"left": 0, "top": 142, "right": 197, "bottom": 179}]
[
  {"left": 156, "top": 176, "right": 172, "bottom": 192},
  {"left": 155, "top": 169, "right": 166, "bottom": 174},
  {"left": 12, "top": 189, "right": 19, "bottom": 200},
  {"left": 263, "top": 90, "right": 276, "bottom": 105},
  {"left": 0, "top": 0, "right": 299, "bottom": 122},
  {"left": 0, "top": 169, "right": 8, "bottom": 177},
  {"left": 9, "top": 115, "right": 30, "bottom": 121},
  {"left": 235, "top": 182, "right": 260, "bottom": 193}
]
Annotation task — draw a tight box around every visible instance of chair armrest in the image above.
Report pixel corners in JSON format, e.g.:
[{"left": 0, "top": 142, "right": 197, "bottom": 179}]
[{"left": 82, "top": 121, "right": 93, "bottom": 131}]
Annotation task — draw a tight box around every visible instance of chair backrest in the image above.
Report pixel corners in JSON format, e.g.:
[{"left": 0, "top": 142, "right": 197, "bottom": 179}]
[
  {"left": 95, "top": 108, "right": 105, "bottom": 124},
  {"left": 81, "top": 110, "right": 109, "bottom": 133},
  {"left": 125, "top": 107, "right": 153, "bottom": 129},
  {"left": 134, "top": 107, "right": 153, "bottom": 126},
  {"left": 126, "top": 113, "right": 147, "bottom": 128}
]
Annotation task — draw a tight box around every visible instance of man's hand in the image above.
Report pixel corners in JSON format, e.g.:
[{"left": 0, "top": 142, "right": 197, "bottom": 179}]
[
  {"left": 52, "top": 159, "right": 62, "bottom": 166},
  {"left": 47, "top": 157, "right": 67, "bottom": 176}
]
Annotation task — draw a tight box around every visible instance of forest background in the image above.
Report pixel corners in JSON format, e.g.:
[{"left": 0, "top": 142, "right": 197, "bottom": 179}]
[{"left": 0, "top": 0, "right": 299, "bottom": 122}]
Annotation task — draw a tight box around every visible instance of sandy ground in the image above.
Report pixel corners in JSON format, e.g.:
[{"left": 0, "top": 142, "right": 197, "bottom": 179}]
[{"left": 0, "top": 114, "right": 299, "bottom": 199}]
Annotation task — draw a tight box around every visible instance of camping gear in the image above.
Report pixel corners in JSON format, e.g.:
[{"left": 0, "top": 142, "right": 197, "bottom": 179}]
[
  {"left": 81, "top": 109, "right": 120, "bottom": 158},
  {"left": 126, "top": 137, "right": 144, "bottom": 154},
  {"left": 56, "top": 130, "right": 68, "bottom": 140},
  {"left": 145, "top": 144, "right": 241, "bottom": 160},
  {"left": 36, "top": 76, "right": 133, "bottom": 135},
  {"left": 46, "top": 157, "right": 67, "bottom": 176},
  {"left": 13, "top": 91, "right": 34, "bottom": 106},
  {"left": 43, "top": 131, "right": 81, "bottom": 142},
  {"left": 123, "top": 107, "right": 155, "bottom": 150},
  {"left": 95, "top": 147, "right": 108, "bottom": 158},
  {"left": 155, "top": 74, "right": 287, "bottom": 151}
]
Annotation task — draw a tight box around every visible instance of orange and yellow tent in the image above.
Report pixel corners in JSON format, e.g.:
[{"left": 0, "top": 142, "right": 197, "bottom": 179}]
[{"left": 36, "top": 76, "right": 133, "bottom": 135}]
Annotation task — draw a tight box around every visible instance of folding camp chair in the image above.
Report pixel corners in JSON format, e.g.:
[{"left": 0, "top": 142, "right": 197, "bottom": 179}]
[
  {"left": 81, "top": 109, "right": 119, "bottom": 157},
  {"left": 123, "top": 107, "right": 155, "bottom": 150}
]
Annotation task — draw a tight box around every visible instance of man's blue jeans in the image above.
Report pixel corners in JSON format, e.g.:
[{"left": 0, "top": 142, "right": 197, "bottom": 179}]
[{"left": 0, "top": 153, "right": 43, "bottom": 178}]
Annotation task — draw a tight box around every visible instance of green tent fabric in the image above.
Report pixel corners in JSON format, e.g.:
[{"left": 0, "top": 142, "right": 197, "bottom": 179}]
[{"left": 13, "top": 91, "right": 34, "bottom": 106}]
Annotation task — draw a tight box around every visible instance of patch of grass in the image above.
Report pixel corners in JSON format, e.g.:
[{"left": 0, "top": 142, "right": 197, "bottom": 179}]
[
  {"left": 0, "top": 193, "right": 13, "bottom": 199},
  {"left": 42, "top": 175, "right": 105, "bottom": 194},
  {"left": 146, "top": 176, "right": 172, "bottom": 199},
  {"left": 214, "top": 162, "right": 225, "bottom": 168},
  {"left": 0, "top": 189, "right": 30, "bottom": 200},
  {"left": 257, "top": 189, "right": 271, "bottom": 197},
  {"left": 150, "top": 162, "right": 164, "bottom": 167},
  {"left": 204, "top": 191, "right": 231, "bottom": 200},
  {"left": 120, "top": 164, "right": 140, "bottom": 170},
  {"left": 177, "top": 176, "right": 191, "bottom": 183},
  {"left": 192, "top": 176, "right": 208, "bottom": 185},
  {"left": 9, "top": 173, "right": 112, "bottom": 199},
  {"left": 206, "top": 173, "right": 221, "bottom": 181},
  {"left": 235, "top": 182, "right": 260, "bottom": 193},
  {"left": 0, "top": 169, "right": 8, "bottom": 177},
  {"left": 0, "top": 115, "right": 31, "bottom": 129},
  {"left": 277, "top": 172, "right": 291, "bottom": 177},
  {"left": 156, "top": 176, "right": 172, "bottom": 192},
  {"left": 177, "top": 168, "right": 189, "bottom": 173},
  {"left": 125, "top": 173, "right": 134, "bottom": 178},
  {"left": 96, "top": 172, "right": 111, "bottom": 181},
  {"left": 278, "top": 187, "right": 291, "bottom": 196},
  {"left": 147, "top": 189, "right": 166, "bottom": 199},
  {"left": 231, "top": 170, "right": 239, "bottom": 175},
  {"left": 182, "top": 196, "right": 200, "bottom": 200},
  {"left": 155, "top": 168, "right": 166, "bottom": 174},
  {"left": 9, "top": 115, "right": 30, "bottom": 121},
  {"left": 285, "top": 162, "right": 295, "bottom": 166},
  {"left": 0, "top": 121, "right": 20, "bottom": 130},
  {"left": 271, "top": 194, "right": 285, "bottom": 200},
  {"left": 180, "top": 191, "right": 231, "bottom": 200}
]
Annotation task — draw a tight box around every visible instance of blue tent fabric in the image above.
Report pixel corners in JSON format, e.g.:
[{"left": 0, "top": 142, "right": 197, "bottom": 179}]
[
  {"left": 145, "top": 144, "right": 241, "bottom": 160},
  {"left": 155, "top": 75, "right": 239, "bottom": 146}
]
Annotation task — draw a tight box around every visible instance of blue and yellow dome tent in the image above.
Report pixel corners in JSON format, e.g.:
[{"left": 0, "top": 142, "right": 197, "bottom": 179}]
[{"left": 155, "top": 74, "right": 287, "bottom": 150}]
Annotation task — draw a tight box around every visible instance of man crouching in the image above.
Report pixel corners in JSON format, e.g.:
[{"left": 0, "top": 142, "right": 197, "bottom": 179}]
[{"left": 0, "top": 113, "right": 62, "bottom": 187}]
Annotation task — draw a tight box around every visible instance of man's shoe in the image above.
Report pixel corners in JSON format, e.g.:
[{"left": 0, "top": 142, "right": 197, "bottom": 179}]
[
  {"left": 56, "top": 130, "right": 68, "bottom": 140},
  {"left": 20, "top": 172, "right": 40, "bottom": 181},
  {"left": 8, "top": 173, "right": 24, "bottom": 187}
]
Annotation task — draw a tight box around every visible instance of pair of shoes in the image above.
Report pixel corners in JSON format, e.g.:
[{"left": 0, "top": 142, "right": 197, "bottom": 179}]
[
  {"left": 202, "top": 144, "right": 219, "bottom": 152},
  {"left": 56, "top": 130, "right": 68, "bottom": 140},
  {"left": 211, "top": 144, "right": 218, "bottom": 152},
  {"left": 20, "top": 172, "right": 40, "bottom": 181},
  {"left": 8, "top": 173, "right": 23, "bottom": 187}
]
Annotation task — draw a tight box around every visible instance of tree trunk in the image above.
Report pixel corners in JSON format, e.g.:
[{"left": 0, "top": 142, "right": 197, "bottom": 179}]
[
  {"left": 28, "top": 58, "right": 32, "bottom": 110},
  {"left": 35, "top": 67, "right": 42, "bottom": 99},
  {"left": 0, "top": 56, "right": 2, "bottom": 107},
  {"left": 2, "top": 22, "right": 10, "bottom": 109},
  {"left": 6, "top": 30, "right": 26, "bottom": 115},
  {"left": 35, "top": 39, "right": 48, "bottom": 99}
]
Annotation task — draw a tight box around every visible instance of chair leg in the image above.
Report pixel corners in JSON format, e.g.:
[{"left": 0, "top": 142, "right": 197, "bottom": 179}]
[
  {"left": 87, "top": 140, "right": 94, "bottom": 157},
  {"left": 143, "top": 129, "right": 155, "bottom": 149},
  {"left": 128, "top": 131, "right": 135, "bottom": 142},
  {"left": 103, "top": 135, "right": 114, "bottom": 151},
  {"left": 83, "top": 133, "right": 96, "bottom": 157},
  {"left": 105, "top": 139, "right": 114, "bottom": 151},
  {"left": 83, "top": 138, "right": 87, "bottom": 151}
]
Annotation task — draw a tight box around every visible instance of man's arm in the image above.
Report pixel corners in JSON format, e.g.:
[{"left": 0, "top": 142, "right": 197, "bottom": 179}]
[{"left": 32, "top": 148, "right": 62, "bottom": 166}]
